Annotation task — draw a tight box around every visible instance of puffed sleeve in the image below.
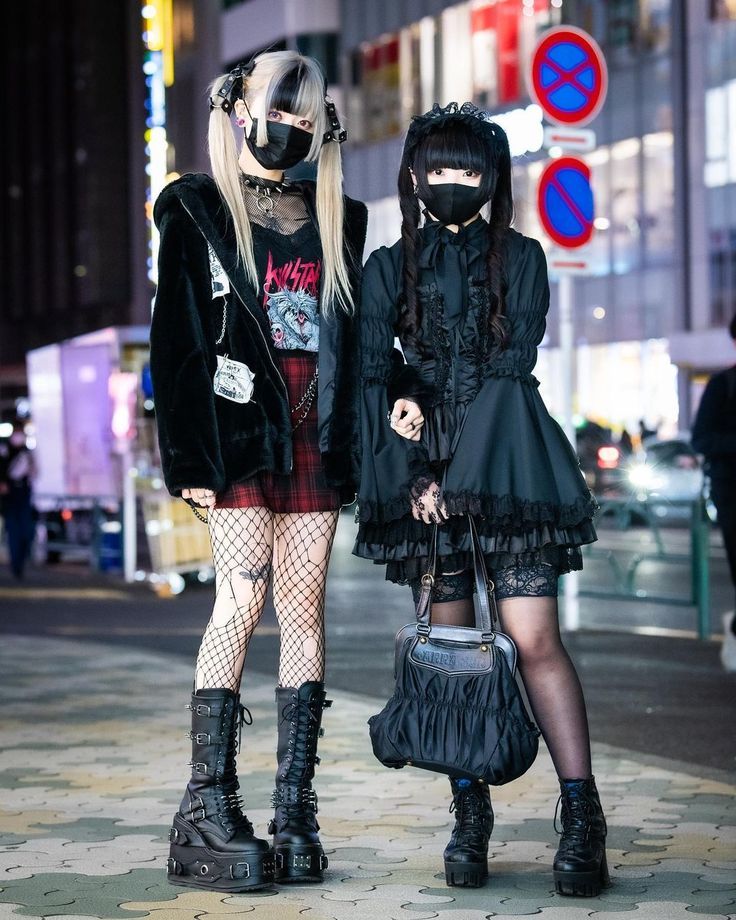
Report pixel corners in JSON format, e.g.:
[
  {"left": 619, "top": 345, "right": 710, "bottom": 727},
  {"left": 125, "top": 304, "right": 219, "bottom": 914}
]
[
  {"left": 149, "top": 199, "right": 226, "bottom": 496},
  {"left": 487, "top": 235, "right": 550, "bottom": 380},
  {"left": 356, "top": 249, "right": 432, "bottom": 524}
]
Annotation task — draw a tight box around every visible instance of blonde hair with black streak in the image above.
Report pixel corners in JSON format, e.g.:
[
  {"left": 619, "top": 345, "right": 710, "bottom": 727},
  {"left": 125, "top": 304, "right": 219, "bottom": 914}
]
[{"left": 207, "top": 50, "right": 352, "bottom": 314}]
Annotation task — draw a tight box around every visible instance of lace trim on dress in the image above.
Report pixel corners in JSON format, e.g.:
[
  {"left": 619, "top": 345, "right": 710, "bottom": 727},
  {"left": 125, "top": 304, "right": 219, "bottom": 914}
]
[{"left": 357, "top": 490, "right": 598, "bottom": 530}]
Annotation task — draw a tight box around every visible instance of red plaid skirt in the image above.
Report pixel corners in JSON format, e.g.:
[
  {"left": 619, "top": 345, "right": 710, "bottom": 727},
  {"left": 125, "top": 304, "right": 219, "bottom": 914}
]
[{"left": 215, "top": 352, "right": 341, "bottom": 513}]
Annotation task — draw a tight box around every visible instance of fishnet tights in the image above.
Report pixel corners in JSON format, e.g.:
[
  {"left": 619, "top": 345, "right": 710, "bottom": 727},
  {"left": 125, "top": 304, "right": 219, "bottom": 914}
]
[
  {"left": 195, "top": 507, "right": 338, "bottom": 692},
  {"left": 273, "top": 511, "right": 338, "bottom": 687}
]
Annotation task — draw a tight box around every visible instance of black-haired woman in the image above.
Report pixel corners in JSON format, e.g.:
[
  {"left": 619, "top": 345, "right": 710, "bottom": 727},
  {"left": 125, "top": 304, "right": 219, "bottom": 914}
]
[{"left": 354, "top": 103, "right": 607, "bottom": 896}]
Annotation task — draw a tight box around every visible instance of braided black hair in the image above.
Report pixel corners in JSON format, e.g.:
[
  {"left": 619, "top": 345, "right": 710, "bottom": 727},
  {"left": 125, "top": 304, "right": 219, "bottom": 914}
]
[{"left": 397, "top": 102, "right": 512, "bottom": 352}]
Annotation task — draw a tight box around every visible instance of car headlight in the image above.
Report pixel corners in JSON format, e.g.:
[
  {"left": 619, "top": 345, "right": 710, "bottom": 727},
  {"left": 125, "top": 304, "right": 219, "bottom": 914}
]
[{"left": 628, "top": 464, "right": 657, "bottom": 489}]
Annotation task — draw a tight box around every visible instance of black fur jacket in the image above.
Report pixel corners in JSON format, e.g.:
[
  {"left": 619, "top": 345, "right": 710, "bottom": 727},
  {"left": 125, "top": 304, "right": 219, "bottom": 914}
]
[{"left": 149, "top": 173, "right": 368, "bottom": 502}]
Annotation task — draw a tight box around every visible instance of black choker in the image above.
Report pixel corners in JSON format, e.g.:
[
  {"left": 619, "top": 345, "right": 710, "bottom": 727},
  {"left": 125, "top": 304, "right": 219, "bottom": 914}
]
[
  {"left": 240, "top": 173, "right": 287, "bottom": 216},
  {"left": 240, "top": 172, "right": 287, "bottom": 192}
]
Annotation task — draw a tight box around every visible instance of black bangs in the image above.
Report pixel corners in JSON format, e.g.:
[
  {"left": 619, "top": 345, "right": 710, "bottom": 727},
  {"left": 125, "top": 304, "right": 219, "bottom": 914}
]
[
  {"left": 270, "top": 63, "right": 303, "bottom": 114},
  {"left": 413, "top": 121, "right": 492, "bottom": 174}
]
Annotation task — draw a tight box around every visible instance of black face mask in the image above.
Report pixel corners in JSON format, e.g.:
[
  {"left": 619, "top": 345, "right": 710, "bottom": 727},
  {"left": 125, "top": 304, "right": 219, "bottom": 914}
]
[
  {"left": 420, "top": 182, "right": 489, "bottom": 226},
  {"left": 245, "top": 118, "right": 313, "bottom": 170}
]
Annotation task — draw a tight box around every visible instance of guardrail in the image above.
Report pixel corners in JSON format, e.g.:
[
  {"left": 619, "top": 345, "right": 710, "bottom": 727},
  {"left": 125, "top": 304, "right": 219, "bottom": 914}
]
[{"left": 580, "top": 496, "right": 711, "bottom": 639}]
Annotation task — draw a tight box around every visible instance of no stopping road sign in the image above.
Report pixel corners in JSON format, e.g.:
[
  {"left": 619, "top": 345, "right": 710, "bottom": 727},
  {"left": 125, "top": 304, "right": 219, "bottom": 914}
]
[
  {"left": 530, "top": 26, "right": 607, "bottom": 127},
  {"left": 537, "top": 157, "right": 594, "bottom": 249}
]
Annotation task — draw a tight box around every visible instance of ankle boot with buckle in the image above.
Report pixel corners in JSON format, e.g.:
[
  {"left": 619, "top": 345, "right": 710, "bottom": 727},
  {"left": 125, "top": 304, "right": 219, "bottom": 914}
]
[
  {"left": 167, "top": 688, "right": 274, "bottom": 891},
  {"left": 553, "top": 776, "right": 610, "bottom": 897},
  {"left": 269, "top": 681, "right": 331, "bottom": 883},
  {"left": 443, "top": 777, "right": 494, "bottom": 888}
]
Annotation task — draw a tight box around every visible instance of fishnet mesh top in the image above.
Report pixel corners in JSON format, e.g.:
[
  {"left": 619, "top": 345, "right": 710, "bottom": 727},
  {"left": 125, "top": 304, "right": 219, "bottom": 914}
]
[{"left": 240, "top": 174, "right": 311, "bottom": 235}]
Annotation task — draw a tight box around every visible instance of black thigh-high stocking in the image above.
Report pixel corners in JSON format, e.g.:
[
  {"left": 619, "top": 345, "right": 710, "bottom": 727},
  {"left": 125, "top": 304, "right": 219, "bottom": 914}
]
[
  {"left": 409, "top": 570, "right": 476, "bottom": 627},
  {"left": 498, "top": 595, "right": 592, "bottom": 779},
  {"left": 195, "top": 507, "right": 274, "bottom": 691},
  {"left": 272, "top": 510, "right": 339, "bottom": 687}
]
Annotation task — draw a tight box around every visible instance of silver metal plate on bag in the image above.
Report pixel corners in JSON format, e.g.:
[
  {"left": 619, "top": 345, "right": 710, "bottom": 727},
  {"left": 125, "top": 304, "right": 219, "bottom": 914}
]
[{"left": 393, "top": 622, "right": 516, "bottom": 677}]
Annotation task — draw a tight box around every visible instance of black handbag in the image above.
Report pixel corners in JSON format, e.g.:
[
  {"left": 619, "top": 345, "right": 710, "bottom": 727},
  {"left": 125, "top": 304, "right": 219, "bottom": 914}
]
[{"left": 368, "top": 515, "right": 540, "bottom": 785}]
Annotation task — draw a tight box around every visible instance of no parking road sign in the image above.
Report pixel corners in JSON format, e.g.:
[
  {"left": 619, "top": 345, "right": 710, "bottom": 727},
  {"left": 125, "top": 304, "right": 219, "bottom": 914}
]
[
  {"left": 537, "top": 157, "right": 594, "bottom": 249},
  {"left": 530, "top": 26, "right": 607, "bottom": 127}
]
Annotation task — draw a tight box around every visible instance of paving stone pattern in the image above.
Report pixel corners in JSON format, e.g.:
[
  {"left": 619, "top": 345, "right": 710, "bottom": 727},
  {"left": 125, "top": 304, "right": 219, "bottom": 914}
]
[{"left": 0, "top": 636, "right": 734, "bottom": 920}]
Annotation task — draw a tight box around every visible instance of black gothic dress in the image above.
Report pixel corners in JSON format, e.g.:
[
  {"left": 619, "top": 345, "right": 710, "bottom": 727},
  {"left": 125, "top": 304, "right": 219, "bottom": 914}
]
[{"left": 353, "top": 217, "right": 598, "bottom": 583}]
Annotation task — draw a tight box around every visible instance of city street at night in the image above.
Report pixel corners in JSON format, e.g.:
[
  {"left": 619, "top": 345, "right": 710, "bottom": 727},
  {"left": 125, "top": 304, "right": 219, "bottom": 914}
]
[{"left": 3, "top": 0, "right": 736, "bottom": 918}]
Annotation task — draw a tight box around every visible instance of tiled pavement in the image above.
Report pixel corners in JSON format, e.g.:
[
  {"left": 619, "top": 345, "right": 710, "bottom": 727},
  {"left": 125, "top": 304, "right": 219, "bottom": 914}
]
[{"left": 0, "top": 636, "right": 734, "bottom": 920}]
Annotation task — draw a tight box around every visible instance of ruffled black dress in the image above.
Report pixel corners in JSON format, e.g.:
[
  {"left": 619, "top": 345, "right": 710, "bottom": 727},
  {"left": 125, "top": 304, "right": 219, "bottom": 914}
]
[{"left": 353, "top": 218, "right": 597, "bottom": 583}]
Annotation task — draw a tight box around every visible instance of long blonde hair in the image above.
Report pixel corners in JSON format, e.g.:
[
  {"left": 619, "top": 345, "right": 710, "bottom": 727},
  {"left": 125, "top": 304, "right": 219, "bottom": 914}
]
[{"left": 207, "top": 51, "right": 352, "bottom": 314}]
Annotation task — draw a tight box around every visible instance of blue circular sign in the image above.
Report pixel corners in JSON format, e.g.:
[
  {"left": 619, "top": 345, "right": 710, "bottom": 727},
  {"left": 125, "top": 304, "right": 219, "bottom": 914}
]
[
  {"left": 537, "top": 157, "right": 594, "bottom": 249},
  {"left": 530, "top": 27, "right": 607, "bottom": 127}
]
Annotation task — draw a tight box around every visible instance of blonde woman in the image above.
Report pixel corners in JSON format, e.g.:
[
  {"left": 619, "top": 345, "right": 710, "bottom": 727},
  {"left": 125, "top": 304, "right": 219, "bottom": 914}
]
[{"left": 150, "top": 51, "right": 367, "bottom": 891}]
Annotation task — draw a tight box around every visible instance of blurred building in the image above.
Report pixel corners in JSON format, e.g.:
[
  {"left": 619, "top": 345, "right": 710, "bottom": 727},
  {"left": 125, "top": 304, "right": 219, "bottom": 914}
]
[
  {"left": 338, "top": 0, "right": 736, "bottom": 435},
  {"left": 0, "top": 1, "right": 142, "bottom": 418},
  {"left": 5, "top": 0, "right": 734, "bottom": 440}
]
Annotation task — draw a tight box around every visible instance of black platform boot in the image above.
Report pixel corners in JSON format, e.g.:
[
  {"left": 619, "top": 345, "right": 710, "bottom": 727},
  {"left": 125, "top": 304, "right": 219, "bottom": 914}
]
[
  {"left": 443, "top": 777, "right": 494, "bottom": 888},
  {"left": 167, "top": 688, "right": 275, "bottom": 891},
  {"left": 553, "top": 776, "right": 610, "bottom": 896},
  {"left": 269, "top": 681, "right": 332, "bottom": 883}
]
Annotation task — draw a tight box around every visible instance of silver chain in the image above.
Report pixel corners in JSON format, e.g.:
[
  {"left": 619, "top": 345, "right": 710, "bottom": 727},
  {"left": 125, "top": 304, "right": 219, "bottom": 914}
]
[
  {"left": 215, "top": 298, "right": 227, "bottom": 345},
  {"left": 290, "top": 367, "right": 319, "bottom": 431}
]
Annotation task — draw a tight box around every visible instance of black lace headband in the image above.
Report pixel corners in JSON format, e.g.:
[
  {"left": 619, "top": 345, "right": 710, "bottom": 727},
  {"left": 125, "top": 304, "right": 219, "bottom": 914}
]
[
  {"left": 209, "top": 59, "right": 346, "bottom": 144},
  {"left": 404, "top": 101, "right": 508, "bottom": 161}
]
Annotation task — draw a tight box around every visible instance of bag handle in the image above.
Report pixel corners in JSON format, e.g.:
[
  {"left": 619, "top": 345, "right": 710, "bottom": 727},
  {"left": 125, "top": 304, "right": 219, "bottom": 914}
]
[{"left": 415, "top": 515, "right": 497, "bottom": 641}]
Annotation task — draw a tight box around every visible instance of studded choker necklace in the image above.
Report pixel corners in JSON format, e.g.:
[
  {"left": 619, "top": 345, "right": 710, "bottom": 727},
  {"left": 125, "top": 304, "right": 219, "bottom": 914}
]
[{"left": 240, "top": 173, "right": 288, "bottom": 215}]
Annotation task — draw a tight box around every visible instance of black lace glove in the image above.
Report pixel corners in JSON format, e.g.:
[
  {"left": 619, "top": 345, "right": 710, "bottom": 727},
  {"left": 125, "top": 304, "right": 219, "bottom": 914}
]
[{"left": 410, "top": 477, "right": 448, "bottom": 524}]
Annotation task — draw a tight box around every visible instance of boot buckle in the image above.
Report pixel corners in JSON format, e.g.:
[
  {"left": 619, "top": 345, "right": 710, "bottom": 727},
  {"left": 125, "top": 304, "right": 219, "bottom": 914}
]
[
  {"left": 190, "top": 795, "right": 206, "bottom": 822},
  {"left": 186, "top": 703, "right": 212, "bottom": 716},
  {"left": 168, "top": 827, "right": 180, "bottom": 842},
  {"left": 191, "top": 732, "right": 211, "bottom": 744},
  {"left": 319, "top": 853, "right": 329, "bottom": 869},
  {"left": 167, "top": 857, "right": 181, "bottom": 875},
  {"left": 189, "top": 761, "right": 209, "bottom": 774},
  {"left": 229, "top": 862, "right": 250, "bottom": 880}
]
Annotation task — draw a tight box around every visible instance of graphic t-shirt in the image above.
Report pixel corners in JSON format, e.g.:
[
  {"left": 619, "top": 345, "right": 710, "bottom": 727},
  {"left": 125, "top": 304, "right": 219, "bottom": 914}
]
[{"left": 256, "top": 223, "right": 323, "bottom": 352}]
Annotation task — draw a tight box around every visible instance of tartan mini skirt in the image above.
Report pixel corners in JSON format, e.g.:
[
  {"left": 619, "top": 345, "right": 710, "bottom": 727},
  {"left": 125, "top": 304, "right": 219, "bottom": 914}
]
[{"left": 215, "top": 352, "right": 341, "bottom": 514}]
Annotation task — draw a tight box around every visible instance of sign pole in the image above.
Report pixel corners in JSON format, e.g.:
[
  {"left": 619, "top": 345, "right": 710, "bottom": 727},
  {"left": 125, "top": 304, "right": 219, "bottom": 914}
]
[
  {"left": 558, "top": 271, "right": 580, "bottom": 631},
  {"left": 530, "top": 25, "right": 608, "bottom": 634}
]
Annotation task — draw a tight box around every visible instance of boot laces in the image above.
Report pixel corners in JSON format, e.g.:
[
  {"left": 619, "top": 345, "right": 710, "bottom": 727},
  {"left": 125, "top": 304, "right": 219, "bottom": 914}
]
[
  {"left": 217, "top": 702, "right": 253, "bottom": 832},
  {"left": 281, "top": 697, "right": 322, "bottom": 780},
  {"left": 554, "top": 788, "right": 594, "bottom": 843},
  {"left": 450, "top": 787, "right": 491, "bottom": 844}
]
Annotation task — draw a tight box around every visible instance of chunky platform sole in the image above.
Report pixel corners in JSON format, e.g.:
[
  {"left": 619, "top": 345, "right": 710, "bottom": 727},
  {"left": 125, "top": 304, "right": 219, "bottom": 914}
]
[
  {"left": 444, "top": 857, "right": 488, "bottom": 888},
  {"left": 167, "top": 816, "right": 275, "bottom": 892},
  {"left": 553, "top": 852, "right": 610, "bottom": 897},
  {"left": 274, "top": 843, "right": 328, "bottom": 883}
]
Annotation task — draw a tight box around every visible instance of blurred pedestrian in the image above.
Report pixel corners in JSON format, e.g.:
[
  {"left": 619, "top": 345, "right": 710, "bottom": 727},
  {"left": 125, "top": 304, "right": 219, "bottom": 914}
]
[
  {"left": 354, "top": 103, "right": 607, "bottom": 896},
  {"left": 691, "top": 313, "right": 736, "bottom": 671},
  {"left": 150, "top": 52, "right": 366, "bottom": 890},
  {"left": 638, "top": 418, "right": 657, "bottom": 443},
  {"left": 619, "top": 428, "right": 634, "bottom": 455},
  {"left": 0, "top": 422, "right": 36, "bottom": 579}
]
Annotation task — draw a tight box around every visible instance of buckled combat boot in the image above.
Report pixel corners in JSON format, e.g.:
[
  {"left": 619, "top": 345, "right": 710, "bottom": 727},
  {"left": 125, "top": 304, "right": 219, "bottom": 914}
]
[
  {"left": 553, "top": 776, "right": 610, "bottom": 896},
  {"left": 269, "top": 681, "right": 332, "bottom": 882},
  {"left": 167, "top": 688, "right": 275, "bottom": 891},
  {"left": 443, "top": 777, "right": 494, "bottom": 887}
]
